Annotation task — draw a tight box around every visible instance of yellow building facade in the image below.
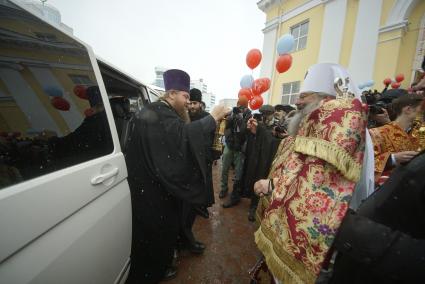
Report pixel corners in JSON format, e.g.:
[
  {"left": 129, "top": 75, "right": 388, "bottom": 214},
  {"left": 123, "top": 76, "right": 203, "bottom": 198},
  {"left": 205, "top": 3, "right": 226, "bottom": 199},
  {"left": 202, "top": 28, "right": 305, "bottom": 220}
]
[{"left": 257, "top": 0, "right": 425, "bottom": 105}]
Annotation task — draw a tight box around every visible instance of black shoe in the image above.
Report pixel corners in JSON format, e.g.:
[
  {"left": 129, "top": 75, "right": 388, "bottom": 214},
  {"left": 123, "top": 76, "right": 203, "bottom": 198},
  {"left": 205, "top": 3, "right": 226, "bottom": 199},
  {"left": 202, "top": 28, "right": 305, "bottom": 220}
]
[
  {"left": 195, "top": 241, "right": 206, "bottom": 250},
  {"left": 248, "top": 209, "right": 255, "bottom": 222},
  {"left": 222, "top": 199, "right": 240, "bottom": 208},
  {"left": 219, "top": 190, "right": 228, "bottom": 199},
  {"left": 194, "top": 206, "right": 209, "bottom": 219},
  {"left": 162, "top": 266, "right": 177, "bottom": 281},
  {"left": 187, "top": 241, "right": 205, "bottom": 254}
]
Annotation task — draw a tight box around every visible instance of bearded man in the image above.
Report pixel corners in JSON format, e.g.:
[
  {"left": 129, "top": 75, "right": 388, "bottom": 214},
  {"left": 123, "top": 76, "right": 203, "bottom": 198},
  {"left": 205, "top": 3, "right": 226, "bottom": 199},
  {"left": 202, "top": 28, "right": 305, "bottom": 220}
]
[
  {"left": 125, "top": 69, "right": 229, "bottom": 283},
  {"left": 188, "top": 88, "right": 209, "bottom": 120},
  {"left": 177, "top": 88, "right": 215, "bottom": 255},
  {"left": 252, "top": 63, "right": 369, "bottom": 284}
]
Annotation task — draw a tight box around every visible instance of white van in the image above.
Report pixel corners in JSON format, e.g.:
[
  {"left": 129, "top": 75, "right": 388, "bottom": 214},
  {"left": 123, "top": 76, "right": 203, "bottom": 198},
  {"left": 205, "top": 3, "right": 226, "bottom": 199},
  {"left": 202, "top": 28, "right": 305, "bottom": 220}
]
[{"left": 0, "top": 1, "right": 149, "bottom": 283}]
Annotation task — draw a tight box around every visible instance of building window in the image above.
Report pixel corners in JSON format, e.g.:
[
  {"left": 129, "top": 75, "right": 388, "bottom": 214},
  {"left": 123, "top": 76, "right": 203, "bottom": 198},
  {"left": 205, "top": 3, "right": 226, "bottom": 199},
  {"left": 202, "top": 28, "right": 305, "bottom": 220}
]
[
  {"left": 69, "top": 74, "right": 93, "bottom": 85},
  {"left": 281, "top": 81, "right": 300, "bottom": 104},
  {"left": 290, "top": 21, "right": 309, "bottom": 51}
]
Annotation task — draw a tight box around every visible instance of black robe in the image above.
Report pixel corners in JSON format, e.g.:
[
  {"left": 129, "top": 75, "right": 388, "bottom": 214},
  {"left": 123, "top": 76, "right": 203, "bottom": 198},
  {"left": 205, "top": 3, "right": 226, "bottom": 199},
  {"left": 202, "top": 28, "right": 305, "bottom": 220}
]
[
  {"left": 241, "top": 124, "right": 281, "bottom": 198},
  {"left": 330, "top": 150, "right": 425, "bottom": 284},
  {"left": 190, "top": 110, "right": 215, "bottom": 206},
  {"left": 125, "top": 101, "right": 215, "bottom": 283}
]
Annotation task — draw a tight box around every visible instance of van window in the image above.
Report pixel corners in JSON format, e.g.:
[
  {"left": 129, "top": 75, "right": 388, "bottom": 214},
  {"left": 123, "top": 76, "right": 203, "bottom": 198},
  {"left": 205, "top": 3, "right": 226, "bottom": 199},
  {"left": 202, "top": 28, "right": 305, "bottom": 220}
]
[{"left": 0, "top": 1, "right": 113, "bottom": 190}]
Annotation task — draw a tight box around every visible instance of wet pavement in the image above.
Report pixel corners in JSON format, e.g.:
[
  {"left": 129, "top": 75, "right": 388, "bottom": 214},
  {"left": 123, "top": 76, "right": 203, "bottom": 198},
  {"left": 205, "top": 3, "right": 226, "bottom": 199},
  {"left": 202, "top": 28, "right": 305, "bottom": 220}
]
[{"left": 162, "top": 162, "right": 260, "bottom": 284}]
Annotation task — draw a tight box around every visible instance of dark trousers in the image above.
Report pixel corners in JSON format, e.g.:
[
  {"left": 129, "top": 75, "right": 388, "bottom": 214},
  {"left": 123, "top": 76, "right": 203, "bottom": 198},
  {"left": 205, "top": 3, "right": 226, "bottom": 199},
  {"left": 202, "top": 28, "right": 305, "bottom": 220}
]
[
  {"left": 249, "top": 194, "right": 259, "bottom": 211},
  {"left": 229, "top": 179, "right": 243, "bottom": 203},
  {"left": 179, "top": 202, "right": 197, "bottom": 246}
]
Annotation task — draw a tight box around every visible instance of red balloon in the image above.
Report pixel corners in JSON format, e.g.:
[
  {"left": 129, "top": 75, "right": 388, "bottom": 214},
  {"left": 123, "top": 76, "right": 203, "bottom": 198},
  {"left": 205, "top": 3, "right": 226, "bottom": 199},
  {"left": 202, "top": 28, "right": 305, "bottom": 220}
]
[
  {"left": 395, "top": 74, "right": 404, "bottom": 83},
  {"left": 238, "top": 88, "right": 253, "bottom": 100},
  {"left": 391, "top": 82, "right": 401, "bottom": 89},
  {"left": 383, "top": 78, "right": 392, "bottom": 86},
  {"left": 246, "top": 49, "right": 262, "bottom": 69},
  {"left": 276, "top": 54, "right": 292, "bottom": 73},
  {"left": 249, "top": 95, "right": 263, "bottom": 110},
  {"left": 51, "top": 97, "right": 70, "bottom": 111},
  {"left": 73, "top": 85, "right": 88, "bottom": 100},
  {"left": 252, "top": 78, "right": 271, "bottom": 96}
]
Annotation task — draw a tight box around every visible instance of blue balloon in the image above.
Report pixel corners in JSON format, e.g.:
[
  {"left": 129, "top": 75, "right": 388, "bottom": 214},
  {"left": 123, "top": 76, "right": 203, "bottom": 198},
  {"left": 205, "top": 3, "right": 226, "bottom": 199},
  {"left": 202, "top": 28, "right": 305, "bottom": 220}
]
[
  {"left": 365, "top": 80, "right": 375, "bottom": 87},
  {"left": 277, "top": 34, "right": 295, "bottom": 55},
  {"left": 240, "top": 74, "right": 254, "bottom": 89},
  {"left": 358, "top": 84, "right": 365, "bottom": 89},
  {"left": 44, "top": 86, "right": 63, "bottom": 97}
]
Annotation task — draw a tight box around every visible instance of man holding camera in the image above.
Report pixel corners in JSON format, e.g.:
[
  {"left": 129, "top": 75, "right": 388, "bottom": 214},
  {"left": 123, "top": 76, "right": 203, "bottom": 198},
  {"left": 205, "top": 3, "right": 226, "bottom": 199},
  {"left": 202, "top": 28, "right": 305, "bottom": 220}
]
[
  {"left": 220, "top": 100, "right": 251, "bottom": 208},
  {"left": 369, "top": 93, "right": 423, "bottom": 185},
  {"left": 242, "top": 104, "right": 284, "bottom": 221}
]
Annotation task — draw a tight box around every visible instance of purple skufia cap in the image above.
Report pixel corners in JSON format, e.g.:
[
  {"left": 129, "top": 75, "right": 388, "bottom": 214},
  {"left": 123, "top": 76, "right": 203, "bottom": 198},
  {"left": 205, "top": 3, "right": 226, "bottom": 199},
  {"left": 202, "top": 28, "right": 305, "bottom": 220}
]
[{"left": 163, "top": 69, "right": 190, "bottom": 93}]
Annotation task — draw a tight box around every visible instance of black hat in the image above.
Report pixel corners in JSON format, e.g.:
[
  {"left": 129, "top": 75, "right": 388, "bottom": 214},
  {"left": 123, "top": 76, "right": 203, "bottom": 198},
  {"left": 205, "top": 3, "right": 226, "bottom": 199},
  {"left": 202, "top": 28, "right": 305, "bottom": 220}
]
[
  {"left": 189, "top": 88, "right": 202, "bottom": 102},
  {"left": 163, "top": 69, "right": 190, "bottom": 93},
  {"left": 259, "top": 104, "right": 274, "bottom": 114}
]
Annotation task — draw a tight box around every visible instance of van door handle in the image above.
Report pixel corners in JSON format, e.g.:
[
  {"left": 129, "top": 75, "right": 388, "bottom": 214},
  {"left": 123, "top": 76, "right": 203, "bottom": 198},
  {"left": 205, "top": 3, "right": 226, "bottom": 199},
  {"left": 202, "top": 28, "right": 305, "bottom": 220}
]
[{"left": 91, "top": 167, "right": 119, "bottom": 185}]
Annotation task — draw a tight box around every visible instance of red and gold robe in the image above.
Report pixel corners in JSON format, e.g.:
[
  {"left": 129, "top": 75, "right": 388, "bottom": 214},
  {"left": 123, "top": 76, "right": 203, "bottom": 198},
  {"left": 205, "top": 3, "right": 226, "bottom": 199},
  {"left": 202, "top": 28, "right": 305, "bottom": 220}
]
[
  {"left": 255, "top": 98, "right": 367, "bottom": 284},
  {"left": 369, "top": 122, "right": 419, "bottom": 183}
]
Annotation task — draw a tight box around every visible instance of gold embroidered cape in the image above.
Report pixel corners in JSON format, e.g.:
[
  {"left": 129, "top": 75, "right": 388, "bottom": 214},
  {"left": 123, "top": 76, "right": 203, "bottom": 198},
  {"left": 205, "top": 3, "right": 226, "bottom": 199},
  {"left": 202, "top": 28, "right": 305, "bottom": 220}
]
[
  {"left": 369, "top": 122, "right": 419, "bottom": 181},
  {"left": 255, "top": 99, "right": 367, "bottom": 284}
]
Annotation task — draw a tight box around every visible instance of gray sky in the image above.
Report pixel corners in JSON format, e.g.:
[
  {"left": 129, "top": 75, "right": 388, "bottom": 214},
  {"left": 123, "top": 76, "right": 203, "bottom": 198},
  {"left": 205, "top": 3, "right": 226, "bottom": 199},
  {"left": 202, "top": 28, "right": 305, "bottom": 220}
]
[{"left": 48, "top": 0, "right": 266, "bottom": 102}]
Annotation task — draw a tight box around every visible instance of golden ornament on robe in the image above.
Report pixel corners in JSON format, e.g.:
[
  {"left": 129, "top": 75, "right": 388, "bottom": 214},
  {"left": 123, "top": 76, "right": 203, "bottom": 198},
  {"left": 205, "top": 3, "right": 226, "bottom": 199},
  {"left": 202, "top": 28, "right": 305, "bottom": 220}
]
[{"left": 212, "top": 119, "right": 226, "bottom": 152}]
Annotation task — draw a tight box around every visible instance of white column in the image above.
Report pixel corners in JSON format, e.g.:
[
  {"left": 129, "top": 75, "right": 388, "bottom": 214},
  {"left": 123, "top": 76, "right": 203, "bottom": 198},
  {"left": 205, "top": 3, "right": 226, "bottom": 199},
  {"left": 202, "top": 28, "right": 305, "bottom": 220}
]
[
  {"left": 29, "top": 67, "right": 83, "bottom": 131},
  {"left": 0, "top": 67, "right": 61, "bottom": 134},
  {"left": 318, "top": 0, "right": 347, "bottom": 63},
  {"left": 260, "top": 22, "right": 279, "bottom": 104},
  {"left": 348, "top": 0, "right": 383, "bottom": 84}
]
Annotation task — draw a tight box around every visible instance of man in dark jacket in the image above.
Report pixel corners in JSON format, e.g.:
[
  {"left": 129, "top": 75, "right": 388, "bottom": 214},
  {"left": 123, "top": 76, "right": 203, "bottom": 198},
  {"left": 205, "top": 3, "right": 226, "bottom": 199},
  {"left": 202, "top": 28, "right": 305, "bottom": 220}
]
[
  {"left": 125, "top": 70, "right": 228, "bottom": 283},
  {"left": 221, "top": 101, "right": 251, "bottom": 208},
  {"left": 330, "top": 150, "right": 425, "bottom": 284},
  {"left": 177, "top": 88, "right": 214, "bottom": 255}
]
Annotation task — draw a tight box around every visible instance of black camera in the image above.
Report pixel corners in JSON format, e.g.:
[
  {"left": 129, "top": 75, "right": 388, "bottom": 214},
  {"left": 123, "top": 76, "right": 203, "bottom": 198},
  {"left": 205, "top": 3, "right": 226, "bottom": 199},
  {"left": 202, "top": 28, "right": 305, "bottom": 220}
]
[
  {"left": 369, "top": 101, "right": 387, "bottom": 115},
  {"left": 253, "top": 113, "right": 263, "bottom": 121},
  {"left": 232, "top": 106, "right": 241, "bottom": 114},
  {"left": 274, "top": 125, "right": 286, "bottom": 133}
]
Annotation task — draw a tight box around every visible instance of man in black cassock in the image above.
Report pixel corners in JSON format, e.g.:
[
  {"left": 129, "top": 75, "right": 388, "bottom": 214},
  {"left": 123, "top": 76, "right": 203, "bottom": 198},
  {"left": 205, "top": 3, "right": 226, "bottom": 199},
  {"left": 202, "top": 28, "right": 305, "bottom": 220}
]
[
  {"left": 125, "top": 69, "right": 228, "bottom": 283},
  {"left": 329, "top": 150, "right": 425, "bottom": 284},
  {"left": 242, "top": 105, "right": 282, "bottom": 221},
  {"left": 177, "top": 88, "right": 214, "bottom": 255}
]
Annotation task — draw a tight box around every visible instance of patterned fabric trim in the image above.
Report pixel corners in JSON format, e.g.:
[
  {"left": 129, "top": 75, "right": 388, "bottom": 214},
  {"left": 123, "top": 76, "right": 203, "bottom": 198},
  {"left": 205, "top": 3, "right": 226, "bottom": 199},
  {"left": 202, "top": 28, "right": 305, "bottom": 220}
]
[
  {"left": 294, "top": 136, "right": 362, "bottom": 182},
  {"left": 255, "top": 226, "right": 315, "bottom": 284}
]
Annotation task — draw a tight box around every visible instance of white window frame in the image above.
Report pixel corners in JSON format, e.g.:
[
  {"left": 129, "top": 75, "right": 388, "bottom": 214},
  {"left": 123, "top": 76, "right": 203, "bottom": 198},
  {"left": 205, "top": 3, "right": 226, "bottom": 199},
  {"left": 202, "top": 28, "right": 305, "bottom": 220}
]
[
  {"left": 290, "top": 20, "right": 309, "bottom": 52},
  {"left": 281, "top": 81, "right": 300, "bottom": 105}
]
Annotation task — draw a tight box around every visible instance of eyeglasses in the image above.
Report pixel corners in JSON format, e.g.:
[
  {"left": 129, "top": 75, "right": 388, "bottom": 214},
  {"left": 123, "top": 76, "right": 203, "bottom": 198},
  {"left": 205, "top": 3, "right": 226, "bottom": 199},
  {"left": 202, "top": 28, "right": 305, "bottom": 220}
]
[{"left": 298, "top": 92, "right": 316, "bottom": 100}]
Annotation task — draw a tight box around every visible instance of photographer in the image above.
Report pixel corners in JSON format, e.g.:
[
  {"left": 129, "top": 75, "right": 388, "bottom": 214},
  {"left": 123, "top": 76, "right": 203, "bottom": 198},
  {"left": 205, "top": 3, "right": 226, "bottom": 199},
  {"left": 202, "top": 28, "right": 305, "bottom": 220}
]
[
  {"left": 369, "top": 93, "right": 422, "bottom": 185},
  {"left": 272, "top": 104, "right": 294, "bottom": 138},
  {"left": 241, "top": 105, "right": 284, "bottom": 221},
  {"left": 364, "top": 89, "right": 390, "bottom": 128},
  {"left": 220, "top": 100, "right": 251, "bottom": 208}
]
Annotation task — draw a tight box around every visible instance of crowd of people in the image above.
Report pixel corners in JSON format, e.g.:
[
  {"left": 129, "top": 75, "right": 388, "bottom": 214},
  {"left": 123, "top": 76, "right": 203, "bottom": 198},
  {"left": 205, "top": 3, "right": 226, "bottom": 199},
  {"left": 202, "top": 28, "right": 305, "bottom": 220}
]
[{"left": 123, "top": 60, "right": 425, "bottom": 284}]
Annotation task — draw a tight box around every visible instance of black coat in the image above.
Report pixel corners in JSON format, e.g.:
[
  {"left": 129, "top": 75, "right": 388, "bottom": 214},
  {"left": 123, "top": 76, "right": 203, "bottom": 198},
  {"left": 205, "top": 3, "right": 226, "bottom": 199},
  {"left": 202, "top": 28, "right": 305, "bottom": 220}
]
[
  {"left": 190, "top": 110, "right": 215, "bottom": 206},
  {"left": 125, "top": 101, "right": 215, "bottom": 283},
  {"left": 331, "top": 151, "right": 425, "bottom": 284},
  {"left": 241, "top": 124, "right": 281, "bottom": 197}
]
